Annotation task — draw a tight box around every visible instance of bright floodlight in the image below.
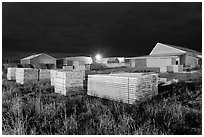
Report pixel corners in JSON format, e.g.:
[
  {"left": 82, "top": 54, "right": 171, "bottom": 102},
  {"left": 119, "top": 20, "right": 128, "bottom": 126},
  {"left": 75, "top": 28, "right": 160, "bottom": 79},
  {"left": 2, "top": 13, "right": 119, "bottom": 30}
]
[{"left": 95, "top": 54, "right": 101, "bottom": 62}]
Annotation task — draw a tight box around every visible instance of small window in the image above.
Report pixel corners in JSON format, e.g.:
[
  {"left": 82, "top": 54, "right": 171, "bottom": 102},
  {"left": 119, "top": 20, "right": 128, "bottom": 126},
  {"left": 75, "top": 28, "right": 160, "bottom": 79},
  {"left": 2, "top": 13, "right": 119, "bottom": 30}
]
[{"left": 176, "top": 61, "right": 178, "bottom": 65}]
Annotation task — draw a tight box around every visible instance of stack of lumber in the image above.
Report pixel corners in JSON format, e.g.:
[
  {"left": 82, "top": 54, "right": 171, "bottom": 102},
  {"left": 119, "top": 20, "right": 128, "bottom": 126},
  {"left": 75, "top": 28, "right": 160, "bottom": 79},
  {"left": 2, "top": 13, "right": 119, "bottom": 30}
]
[
  {"left": 73, "top": 60, "right": 80, "bottom": 67},
  {"left": 136, "top": 75, "right": 158, "bottom": 100},
  {"left": 85, "top": 64, "right": 91, "bottom": 71},
  {"left": 173, "top": 65, "right": 183, "bottom": 73},
  {"left": 167, "top": 65, "right": 183, "bottom": 73},
  {"left": 54, "top": 71, "right": 66, "bottom": 95},
  {"left": 87, "top": 73, "right": 158, "bottom": 104},
  {"left": 160, "top": 67, "right": 167, "bottom": 73},
  {"left": 74, "top": 65, "right": 85, "bottom": 72},
  {"left": 158, "top": 77, "right": 167, "bottom": 84},
  {"left": 16, "top": 68, "right": 38, "bottom": 84},
  {"left": 54, "top": 68, "right": 85, "bottom": 95},
  {"left": 39, "top": 69, "right": 50, "bottom": 80},
  {"left": 63, "top": 66, "right": 74, "bottom": 70},
  {"left": 167, "top": 66, "right": 174, "bottom": 72},
  {"left": 110, "top": 73, "right": 143, "bottom": 77},
  {"left": 62, "top": 63, "right": 86, "bottom": 72},
  {"left": 7, "top": 67, "right": 16, "bottom": 80},
  {"left": 50, "top": 69, "right": 58, "bottom": 86}
]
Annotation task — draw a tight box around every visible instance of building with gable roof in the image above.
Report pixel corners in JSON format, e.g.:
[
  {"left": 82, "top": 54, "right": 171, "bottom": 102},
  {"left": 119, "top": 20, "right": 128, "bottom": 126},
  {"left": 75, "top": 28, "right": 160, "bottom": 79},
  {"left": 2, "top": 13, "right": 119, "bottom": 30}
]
[
  {"left": 126, "top": 43, "right": 202, "bottom": 71},
  {"left": 20, "top": 53, "right": 56, "bottom": 68}
]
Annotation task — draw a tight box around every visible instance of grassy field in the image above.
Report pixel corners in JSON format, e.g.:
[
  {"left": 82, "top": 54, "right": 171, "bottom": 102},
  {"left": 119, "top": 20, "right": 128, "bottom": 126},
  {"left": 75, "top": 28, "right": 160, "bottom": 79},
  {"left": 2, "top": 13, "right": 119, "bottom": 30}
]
[{"left": 2, "top": 70, "right": 202, "bottom": 135}]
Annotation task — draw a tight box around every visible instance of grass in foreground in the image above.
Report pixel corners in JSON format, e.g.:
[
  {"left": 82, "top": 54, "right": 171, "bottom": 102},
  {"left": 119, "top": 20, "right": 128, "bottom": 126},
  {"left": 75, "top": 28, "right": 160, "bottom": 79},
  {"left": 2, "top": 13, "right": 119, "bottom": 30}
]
[{"left": 2, "top": 78, "right": 202, "bottom": 135}]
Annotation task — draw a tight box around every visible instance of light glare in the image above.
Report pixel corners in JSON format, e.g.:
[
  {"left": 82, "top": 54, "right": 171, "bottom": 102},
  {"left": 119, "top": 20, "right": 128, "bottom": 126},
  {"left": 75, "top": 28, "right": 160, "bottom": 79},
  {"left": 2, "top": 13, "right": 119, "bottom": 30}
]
[{"left": 95, "top": 54, "right": 102, "bottom": 62}]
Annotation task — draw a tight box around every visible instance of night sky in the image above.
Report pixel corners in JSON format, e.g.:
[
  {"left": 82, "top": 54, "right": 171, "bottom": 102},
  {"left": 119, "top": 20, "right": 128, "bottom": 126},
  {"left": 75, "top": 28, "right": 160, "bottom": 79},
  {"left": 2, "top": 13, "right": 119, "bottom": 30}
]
[{"left": 2, "top": 2, "right": 202, "bottom": 59}]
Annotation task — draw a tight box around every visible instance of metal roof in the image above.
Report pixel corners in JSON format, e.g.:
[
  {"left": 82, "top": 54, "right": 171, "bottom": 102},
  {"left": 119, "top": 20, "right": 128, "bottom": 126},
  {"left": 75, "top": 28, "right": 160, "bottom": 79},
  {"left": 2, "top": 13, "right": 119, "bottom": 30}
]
[
  {"left": 126, "top": 55, "right": 179, "bottom": 59},
  {"left": 21, "top": 53, "right": 42, "bottom": 60},
  {"left": 166, "top": 44, "right": 201, "bottom": 55},
  {"left": 21, "top": 53, "right": 56, "bottom": 60}
]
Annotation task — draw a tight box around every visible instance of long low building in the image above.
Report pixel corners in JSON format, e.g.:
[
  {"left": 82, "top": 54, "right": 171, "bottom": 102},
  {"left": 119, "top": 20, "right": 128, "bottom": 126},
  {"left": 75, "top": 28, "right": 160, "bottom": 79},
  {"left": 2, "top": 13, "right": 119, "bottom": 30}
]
[
  {"left": 57, "top": 56, "right": 93, "bottom": 68},
  {"left": 126, "top": 43, "right": 202, "bottom": 71}
]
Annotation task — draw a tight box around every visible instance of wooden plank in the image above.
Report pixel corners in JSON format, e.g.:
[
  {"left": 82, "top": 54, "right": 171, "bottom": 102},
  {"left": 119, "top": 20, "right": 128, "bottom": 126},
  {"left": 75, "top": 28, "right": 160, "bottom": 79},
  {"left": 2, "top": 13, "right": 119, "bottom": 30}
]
[{"left": 88, "top": 73, "right": 158, "bottom": 104}]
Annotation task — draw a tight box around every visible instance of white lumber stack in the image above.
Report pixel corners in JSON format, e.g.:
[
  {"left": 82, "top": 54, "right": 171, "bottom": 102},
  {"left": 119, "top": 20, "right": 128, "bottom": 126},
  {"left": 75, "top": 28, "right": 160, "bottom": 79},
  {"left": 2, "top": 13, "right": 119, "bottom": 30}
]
[
  {"left": 39, "top": 69, "right": 50, "bottom": 80},
  {"left": 50, "top": 69, "right": 58, "bottom": 86},
  {"left": 53, "top": 68, "right": 85, "bottom": 95},
  {"left": 160, "top": 67, "right": 167, "bottom": 73},
  {"left": 85, "top": 64, "right": 91, "bottom": 71},
  {"left": 7, "top": 67, "right": 16, "bottom": 80},
  {"left": 167, "top": 65, "right": 183, "bottom": 73},
  {"left": 88, "top": 73, "right": 158, "bottom": 104},
  {"left": 172, "top": 65, "right": 183, "bottom": 73},
  {"left": 167, "top": 66, "right": 174, "bottom": 72},
  {"left": 63, "top": 66, "right": 74, "bottom": 70},
  {"left": 55, "top": 71, "right": 66, "bottom": 95},
  {"left": 158, "top": 77, "right": 167, "bottom": 84},
  {"left": 16, "top": 68, "right": 38, "bottom": 84}
]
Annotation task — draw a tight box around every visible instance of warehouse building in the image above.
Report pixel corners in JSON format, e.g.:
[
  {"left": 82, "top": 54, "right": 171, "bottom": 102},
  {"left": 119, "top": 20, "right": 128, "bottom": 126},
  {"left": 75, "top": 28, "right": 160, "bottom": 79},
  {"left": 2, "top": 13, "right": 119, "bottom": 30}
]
[
  {"left": 20, "top": 53, "right": 56, "bottom": 68},
  {"left": 126, "top": 43, "right": 202, "bottom": 71},
  {"left": 57, "top": 56, "right": 92, "bottom": 68}
]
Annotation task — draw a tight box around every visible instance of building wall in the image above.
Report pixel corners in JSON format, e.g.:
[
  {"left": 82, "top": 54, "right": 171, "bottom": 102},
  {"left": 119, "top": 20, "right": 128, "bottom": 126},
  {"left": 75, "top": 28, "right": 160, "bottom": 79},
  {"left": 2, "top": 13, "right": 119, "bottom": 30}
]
[
  {"left": 185, "top": 55, "right": 198, "bottom": 67},
  {"left": 146, "top": 58, "right": 172, "bottom": 68},
  {"left": 179, "top": 55, "right": 185, "bottom": 66},
  {"left": 179, "top": 54, "right": 198, "bottom": 67},
  {"left": 146, "top": 57, "right": 176, "bottom": 73},
  {"left": 101, "top": 58, "right": 109, "bottom": 64},
  {"left": 104, "top": 63, "right": 125, "bottom": 68},
  {"left": 171, "top": 58, "right": 177, "bottom": 65},
  {"left": 20, "top": 59, "right": 30, "bottom": 64},
  {"left": 30, "top": 54, "right": 56, "bottom": 66},
  {"left": 130, "top": 59, "right": 135, "bottom": 67},
  {"left": 117, "top": 57, "right": 125, "bottom": 63},
  {"left": 134, "top": 59, "right": 147, "bottom": 67},
  {"left": 65, "top": 57, "right": 93, "bottom": 64}
]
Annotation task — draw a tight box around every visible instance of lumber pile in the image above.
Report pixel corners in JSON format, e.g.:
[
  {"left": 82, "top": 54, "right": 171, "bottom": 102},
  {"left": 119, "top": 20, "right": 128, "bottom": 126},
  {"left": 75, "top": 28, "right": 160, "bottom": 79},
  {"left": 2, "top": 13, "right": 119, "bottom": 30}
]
[
  {"left": 63, "top": 61, "right": 86, "bottom": 71},
  {"left": 160, "top": 67, "right": 167, "bottom": 73},
  {"left": 87, "top": 73, "right": 158, "bottom": 104},
  {"left": 167, "top": 66, "right": 173, "bottom": 72},
  {"left": 54, "top": 71, "right": 66, "bottom": 95},
  {"left": 16, "top": 68, "right": 38, "bottom": 84},
  {"left": 85, "top": 64, "right": 91, "bottom": 71},
  {"left": 63, "top": 66, "right": 74, "bottom": 70},
  {"left": 158, "top": 77, "right": 167, "bottom": 84},
  {"left": 39, "top": 69, "right": 50, "bottom": 80},
  {"left": 7, "top": 67, "right": 16, "bottom": 80},
  {"left": 167, "top": 65, "right": 183, "bottom": 73},
  {"left": 53, "top": 68, "right": 85, "bottom": 95},
  {"left": 50, "top": 69, "right": 58, "bottom": 86}
]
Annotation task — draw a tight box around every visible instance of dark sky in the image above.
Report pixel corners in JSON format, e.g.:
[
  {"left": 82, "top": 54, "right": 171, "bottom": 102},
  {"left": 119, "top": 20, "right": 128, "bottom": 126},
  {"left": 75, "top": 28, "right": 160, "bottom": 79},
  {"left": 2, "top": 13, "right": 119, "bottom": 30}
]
[{"left": 2, "top": 2, "right": 202, "bottom": 59}]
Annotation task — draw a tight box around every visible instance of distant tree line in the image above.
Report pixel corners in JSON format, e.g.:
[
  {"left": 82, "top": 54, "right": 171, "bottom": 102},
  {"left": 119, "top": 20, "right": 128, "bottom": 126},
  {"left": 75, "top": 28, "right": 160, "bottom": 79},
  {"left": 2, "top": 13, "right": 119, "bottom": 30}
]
[{"left": 2, "top": 58, "right": 20, "bottom": 64}]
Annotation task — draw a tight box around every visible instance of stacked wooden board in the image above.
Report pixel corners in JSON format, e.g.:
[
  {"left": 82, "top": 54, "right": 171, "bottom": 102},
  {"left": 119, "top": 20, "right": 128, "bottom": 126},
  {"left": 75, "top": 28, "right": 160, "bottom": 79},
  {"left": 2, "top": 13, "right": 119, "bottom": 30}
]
[
  {"left": 54, "top": 71, "right": 67, "bottom": 95},
  {"left": 63, "top": 66, "right": 74, "bottom": 70},
  {"left": 85, "top": 64, "right": 91, "bottom": 71},
  {"left": 50, "top": 69, "right": 58, "bottom": 86},
  {"left": 160, "top": 67, "right": 167, "bottom": 73},
  {"left": 16, "top": 68, "right": 38, "bottom": 84},
  {"left": 7, "top": 67, "right": 16, "bottom": 80},
  {"left": 52, "top": 67, "right": 85, "bottom": 95},
  {"left": 167, "top": 65, "right": 183, "bottom": 73},
  {"left": 39, "top": 69, "right": 50, "bottom": 80},
  {"left": 158, "top": 77, "right": 167, "bottom": 84},
  {"left": 87, "top": 73, "right": 158, "bottom": 104}
]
